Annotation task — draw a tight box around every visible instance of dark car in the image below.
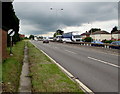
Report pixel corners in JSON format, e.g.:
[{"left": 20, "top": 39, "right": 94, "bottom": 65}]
[
  {"left": 43, "top": 39, "right": 49, "bottom": 43},
  {"left": 110, "top": 41, "right": 120, "bottom": 49},
  {"left": 91, "top": 41, "right": 104, "bottom": 47},
  {"left": 111, "top": 41, "right": 120, "bottom": 45}
]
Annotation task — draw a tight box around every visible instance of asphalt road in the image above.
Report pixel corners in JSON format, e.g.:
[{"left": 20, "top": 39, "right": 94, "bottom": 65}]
[{"left": 30, "top": 40, "right": 119, "bottom": 93}]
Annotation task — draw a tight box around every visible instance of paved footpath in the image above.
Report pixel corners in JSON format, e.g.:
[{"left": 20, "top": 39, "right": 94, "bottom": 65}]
[{"left": 19, "top": 43, "right": 31, "bottom": 93}]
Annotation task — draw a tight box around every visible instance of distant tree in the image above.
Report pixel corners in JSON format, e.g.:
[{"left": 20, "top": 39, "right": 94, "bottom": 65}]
[
  {"left": 84, "top": 37, "right": 93, "bottom": 42},
  {"left": 56, "top": 29, "right": 64, "bottom": 35},
  {"left": 53, "top": 33, "right": 56, "bottom": 37},
  {"left": 111, "top": 26, "right": 118, "bottom": 34},
  {"left": 29, "top": 35, "right": 34, "bottom": 40},
  {"left": 39, "top": 36, "right": 43, "bottom": 39},
  {"left": 53, "top": 29, "right": 64, "bottom": 37},
  {"left": 2, "top": 2, "right": 20, "bottom": 32},
  {"left": 24, "top": 37, "right": 29, "bottom": 39},
  {"left": 89, "top": 28, "right": 101, "bottom": 33}
]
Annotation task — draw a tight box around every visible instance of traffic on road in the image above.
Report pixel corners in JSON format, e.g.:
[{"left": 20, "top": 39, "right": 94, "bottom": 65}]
[{"left": 31, "top": 40, "right": 119, "bottom": 93}]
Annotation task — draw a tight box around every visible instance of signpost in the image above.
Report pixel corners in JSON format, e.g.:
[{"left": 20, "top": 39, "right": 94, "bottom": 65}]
[{"left": 8, "top": 29, "right": 15, "bottom": 56}]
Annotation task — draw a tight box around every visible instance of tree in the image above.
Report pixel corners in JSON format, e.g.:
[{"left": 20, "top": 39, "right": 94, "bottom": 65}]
[
  {"left": 53, "top": 29, "right": 64, "bottom": 37},
  {"left": 56, "top": 29, "right": 64, "bottom": 35},
  {"left": 111, "top": 26, "right": 118, "bottom": 34},
  {"left": 29, "top": 35, "right": 34, "bottom": 40},
  {"left": 2, "top": 2, "right": 20, "bottom": 46},
  {"left": 2, "top": 2, "right": 20, "bottom": 32},
  {"left": 53, "top": 33, "right": 57, "bottom": 37},
  {"left": 84, "top": 37, "right": 93, "bottom": 42},
  {"left": 13, "top": 32, "right": 20, "bottom": 43}
]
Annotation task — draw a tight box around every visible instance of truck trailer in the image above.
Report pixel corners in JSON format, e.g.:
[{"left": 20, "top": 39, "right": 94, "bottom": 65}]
[{"left": 62, "top": 32, "right": 82, "bottom": 42}]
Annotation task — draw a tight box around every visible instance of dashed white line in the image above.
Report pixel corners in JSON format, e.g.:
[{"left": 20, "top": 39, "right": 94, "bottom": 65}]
[
  {"left": 88, "top": 56, "right": 120, "bottom": 68},
  {"left": 40, "top": 49, "right": 94, "bottom": 94},
  {"left": 96, "top": 51, "right": 119, "bottom": 57},
  {"left": 54, "top": 47, "right": 58, "bottom": 49},
  {"left": 65, "top": 50, "right": 77, "bottom": 54}
]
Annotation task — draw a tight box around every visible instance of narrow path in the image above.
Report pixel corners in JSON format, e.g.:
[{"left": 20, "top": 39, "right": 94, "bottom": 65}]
[{"left": 18, "top": 42, "right": 31, "bottom": 93}]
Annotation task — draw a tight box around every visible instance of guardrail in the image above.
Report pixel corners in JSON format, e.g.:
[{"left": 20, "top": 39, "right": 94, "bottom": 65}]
[
  {"left": 69, "top": 42, "right": 120, "bottom": 49},
  {"left": 51, "top": 40, "right": 120, "bottom": 49}
]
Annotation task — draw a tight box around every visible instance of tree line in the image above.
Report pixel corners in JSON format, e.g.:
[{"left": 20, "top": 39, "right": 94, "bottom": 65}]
[{"left": 2, "top": 2, "right": 20, "bottom": 46}]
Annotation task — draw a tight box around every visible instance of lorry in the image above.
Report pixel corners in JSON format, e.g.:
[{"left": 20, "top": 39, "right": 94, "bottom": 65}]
[{"left": 62, "top": 32, "right": 82, "bottom": 42}]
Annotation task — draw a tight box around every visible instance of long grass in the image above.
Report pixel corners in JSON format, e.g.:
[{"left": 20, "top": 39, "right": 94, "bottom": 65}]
[{"left": 2, "top": 41, "right": 25, "bottom": 92}]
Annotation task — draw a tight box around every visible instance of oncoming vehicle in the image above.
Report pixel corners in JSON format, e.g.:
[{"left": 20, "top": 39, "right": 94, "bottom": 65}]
[
  {"left": 72, "top": 35, "right": 82, "bottom": 42},
  {"left": 111, "top": 41, "right": 120, "bottom": 45},
  {"left": 55, "top": 35, "right": 63, "bottom": 42},
  {"left": 43, "top": 37, "right": 49, "bottom": 43},
  {"left": 110, "top": 41, "right": 120, "bottom": 49},
  {"left": 62, "top": 32, "right": 82, "bottom": 42},
  {"left": 43, "top": 39, "right": 49, "bottom": 43},
  {"left": 91, "top": 41, "right": 104, "bottom": 44}
]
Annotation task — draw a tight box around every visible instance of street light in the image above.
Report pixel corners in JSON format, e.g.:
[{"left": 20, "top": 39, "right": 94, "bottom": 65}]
[
  {"left": 88, "top": 22, "right": 94, "bottom": 41},
  {"left": 50, "top": 7, "right": 63, "bottom": 29},
  {"left": 50, "top": 8, "right": 63, "bottom": 11},
  {"left": 8, "top": 29, "right": 15, "bottom": 56}
]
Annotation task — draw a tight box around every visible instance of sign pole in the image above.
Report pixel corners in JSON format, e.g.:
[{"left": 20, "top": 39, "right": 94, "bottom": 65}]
[
  {"left": 10, "top": 36, "right": 13, "bottom": 56},
  {"left": 8, "top": 29, "right": 15, "bottom": 56}
]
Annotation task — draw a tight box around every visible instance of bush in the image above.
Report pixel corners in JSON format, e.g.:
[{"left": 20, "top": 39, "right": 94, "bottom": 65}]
[
  {"left": 102, "top": 40, "right": 113, "bottom": 43},
  {"left": 84, "top": 37, "right": 93, "bottom": 42}
]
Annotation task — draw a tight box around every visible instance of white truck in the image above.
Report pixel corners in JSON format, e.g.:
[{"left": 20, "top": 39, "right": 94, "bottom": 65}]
[{"left": 62, "top": 32, "right": 82, "bottom": 42}]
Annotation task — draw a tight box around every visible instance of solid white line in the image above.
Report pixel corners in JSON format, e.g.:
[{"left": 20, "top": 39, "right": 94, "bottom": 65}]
[
  {"left": 65, "top": 50, "right": 77, "bottom": 54},
  {"left": 41, "top": 50, "right": 94, "bottom": 94},
  {"left": 88, "top": 56, "right": 120, "bottom": 68},
  {"left": 30, "top": 41, "right": 94, "bottom": 94}
]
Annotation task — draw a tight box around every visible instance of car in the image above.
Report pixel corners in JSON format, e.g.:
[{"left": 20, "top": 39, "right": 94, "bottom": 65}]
[
  {"left": 91, "top": 41, "right": 104, "bottom": 44},
  {"left": 43, "top": 39, "right": 49, "bottom": 43},
  {"left": 111, "top": 41, "right": 120, "bottom": 45}
]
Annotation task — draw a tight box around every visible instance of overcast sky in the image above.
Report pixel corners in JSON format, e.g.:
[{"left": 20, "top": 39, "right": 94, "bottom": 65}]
[{"left": 13, "top": 0, "right": 119, "bottom": 37}]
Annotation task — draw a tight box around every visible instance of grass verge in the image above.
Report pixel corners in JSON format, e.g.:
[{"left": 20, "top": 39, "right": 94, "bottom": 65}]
[
  {"left": 2, "top": 41, "right": 25, "bottom": 92},
  {"left": 28, "top": 41, "right": 84, "bottom": 93}
]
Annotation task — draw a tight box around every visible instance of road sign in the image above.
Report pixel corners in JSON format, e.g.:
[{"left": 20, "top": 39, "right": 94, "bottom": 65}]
[
  {"left": 8, "top": 29, "right": 15, "bottom": 36},
  {"left": 8, "top": 29, "right": 15, "bottom": 55}
]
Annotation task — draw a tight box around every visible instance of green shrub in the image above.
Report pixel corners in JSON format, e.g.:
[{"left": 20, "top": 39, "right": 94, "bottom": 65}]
[{"left": 84, "top": 37, "right": 93, "bottom": 42}]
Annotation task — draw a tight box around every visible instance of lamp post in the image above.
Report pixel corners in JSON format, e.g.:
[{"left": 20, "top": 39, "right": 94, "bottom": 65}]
[
  {"left": 8, "top": 29, "right": 15, "bottom": 56},
  {"left": 50, "top": 8, "right": 63, "bottom": 30},
  {"left": 87, "top": 22, "right": 93, "bottom": 41}
]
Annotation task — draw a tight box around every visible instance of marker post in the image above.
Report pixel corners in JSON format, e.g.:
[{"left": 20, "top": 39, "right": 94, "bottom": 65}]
[{"left": 8, "top": 29, "right": 15, "bottom": 56}]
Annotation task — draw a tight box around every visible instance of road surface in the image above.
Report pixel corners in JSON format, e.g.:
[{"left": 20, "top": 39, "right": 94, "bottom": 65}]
[{"left": 30, "top": 40, "right": 119, "bottom": 93}]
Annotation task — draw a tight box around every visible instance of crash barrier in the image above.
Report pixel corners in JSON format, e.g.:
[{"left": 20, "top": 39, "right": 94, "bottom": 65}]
[{"left": 55, "top": 41, "right": 120, "bottom": 49}]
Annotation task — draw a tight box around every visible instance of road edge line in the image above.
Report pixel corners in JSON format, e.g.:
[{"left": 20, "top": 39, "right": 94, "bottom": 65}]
[{"left": 30, "top": 41, "right": 94, "bottom": 94}]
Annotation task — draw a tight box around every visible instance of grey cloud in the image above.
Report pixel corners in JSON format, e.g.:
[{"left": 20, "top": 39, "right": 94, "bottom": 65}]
[{"left": 13, "top": 2, "right": 118, "bottom": 35}]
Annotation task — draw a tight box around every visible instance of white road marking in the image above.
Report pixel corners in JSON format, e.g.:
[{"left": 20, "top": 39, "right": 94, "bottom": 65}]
[
  {"left": 40, "top": 49, "right": 94, "bottom": 94},
  {"left": 88, "top": 56, "right": 120, "bottom": 68},
  {"left": 96, "top": 51, "right": 119, "bottom": 57},
  {"left": 65, "top": 50, "right": 77, "bottom": 54},
  {"left": 30, "top": 41, "right": 94, "bottom": 94},
  {"left": 54, "top": 47, "right": 58, "bottom": 49}
]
